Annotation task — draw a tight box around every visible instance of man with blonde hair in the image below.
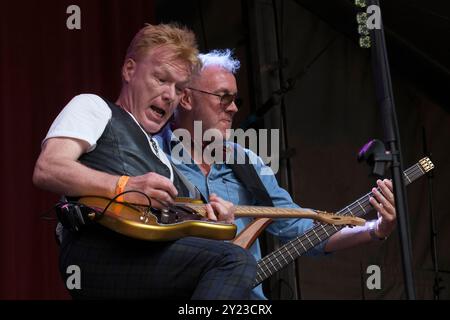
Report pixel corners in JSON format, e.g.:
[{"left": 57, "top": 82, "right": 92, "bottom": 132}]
[{"left": 33, "top": 24, "right": 256, "bottom": 299}]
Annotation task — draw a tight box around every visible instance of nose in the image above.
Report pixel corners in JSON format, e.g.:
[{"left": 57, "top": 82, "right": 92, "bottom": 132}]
[
  {"left": 226, "top": 100, "right": 239, "bottom": 114},
  {"left": 161, "top": 84, "right": 176, "bottom": 104}
]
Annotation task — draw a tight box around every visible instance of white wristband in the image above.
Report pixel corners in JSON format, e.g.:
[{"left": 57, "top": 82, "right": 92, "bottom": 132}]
[{"left": 369, "top": 221, "right": 387, "bottom": 241}]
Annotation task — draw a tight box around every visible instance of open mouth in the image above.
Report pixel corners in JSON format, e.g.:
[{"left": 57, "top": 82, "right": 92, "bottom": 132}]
[{"left": 150, "top": 105, "right": 166, "bottom": 118}]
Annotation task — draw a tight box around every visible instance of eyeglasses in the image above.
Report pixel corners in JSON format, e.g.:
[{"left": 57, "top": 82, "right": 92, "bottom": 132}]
[{"left": 187, "top": 87, "right": 241, "bottom": 107}]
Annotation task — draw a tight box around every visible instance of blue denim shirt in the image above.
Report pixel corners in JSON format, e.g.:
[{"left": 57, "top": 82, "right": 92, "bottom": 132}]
[{"left": 155, "top": 125, "right": 328, "bottom": 299}]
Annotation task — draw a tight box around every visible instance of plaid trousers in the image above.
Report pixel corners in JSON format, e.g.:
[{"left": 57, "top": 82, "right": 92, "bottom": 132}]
[{"left": 59, "top": 224, "right": 256, "bottom": 299}]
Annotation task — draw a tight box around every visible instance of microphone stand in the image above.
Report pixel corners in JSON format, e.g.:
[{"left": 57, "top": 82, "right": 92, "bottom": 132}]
[
  {"left": 422, "top": 127, "right": 444, "bottom": 300},
  {"left": 367, "top": 0, "right": 416, "bottom": 299}
]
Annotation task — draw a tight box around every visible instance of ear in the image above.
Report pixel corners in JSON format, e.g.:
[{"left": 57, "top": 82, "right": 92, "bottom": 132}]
[
  {"left": 122, "top": 58, "right": 136, "bottom": 83},
  {"left": 179, "top": 88, "right": 193, "bottom": 111}
]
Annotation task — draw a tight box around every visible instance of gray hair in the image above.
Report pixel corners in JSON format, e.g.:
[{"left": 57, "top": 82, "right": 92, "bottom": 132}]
[{"left": 198, "top": 49, "right": 240, "bottom": 74}]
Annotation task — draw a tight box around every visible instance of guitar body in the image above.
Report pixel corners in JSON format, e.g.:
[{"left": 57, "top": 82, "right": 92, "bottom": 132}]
[
  {"left": 78, "top": 197, "right": 237, "bottom": 241},
  {"left": 232, "top": 218, "right": 273, "bottom": 249},
  {"left": 74, "top": 194, "right": 364, "bottom": 242}
]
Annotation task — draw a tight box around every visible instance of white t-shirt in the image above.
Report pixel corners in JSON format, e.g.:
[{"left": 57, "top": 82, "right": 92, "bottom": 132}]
[{"left": 44, "top": 93, "right": 174, "bottom": 181}]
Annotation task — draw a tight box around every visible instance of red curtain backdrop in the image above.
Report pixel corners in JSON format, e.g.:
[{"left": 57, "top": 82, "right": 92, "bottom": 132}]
[{"left": 0, "top": 0, "right": 155, "bottom": 299}]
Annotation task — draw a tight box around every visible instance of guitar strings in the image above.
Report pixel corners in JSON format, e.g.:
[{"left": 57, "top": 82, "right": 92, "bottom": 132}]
[
  {"left": 255, "top": 164, "right": 424, "bottom": 283},
  {"left": 254, "top": 164, "right": 424, "bottom": 284},
  {"left": 256, "top": 164, "right": 423, "bottom": 282}
]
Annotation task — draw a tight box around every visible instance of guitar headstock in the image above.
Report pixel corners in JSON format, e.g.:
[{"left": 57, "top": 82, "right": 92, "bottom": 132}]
[{"left": 419, "top": 157, "right": 434, "bottom": 173}]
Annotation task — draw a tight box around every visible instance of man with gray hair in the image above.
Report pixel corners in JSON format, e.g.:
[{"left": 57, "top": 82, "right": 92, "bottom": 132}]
[{"left": 157, "top": 49, "right": 397, "bottom": 299}]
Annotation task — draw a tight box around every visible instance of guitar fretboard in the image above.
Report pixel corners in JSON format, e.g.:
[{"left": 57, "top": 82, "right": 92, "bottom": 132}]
[{"left": 187, "top": 204, "right": 320, "bottom": 217}]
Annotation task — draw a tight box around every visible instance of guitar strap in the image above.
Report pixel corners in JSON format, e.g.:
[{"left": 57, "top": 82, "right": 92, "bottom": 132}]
[{"left": 228, "top": 148, "right": 274, "bottom": 207}]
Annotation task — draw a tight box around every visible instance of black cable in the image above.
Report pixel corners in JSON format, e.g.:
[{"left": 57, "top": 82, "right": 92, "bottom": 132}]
[
  {"left": 39, "top": 190, "right": 153, "bottom": 222},
  {"left": 100, "top": 190, "right": 153, "bottom": 217}
]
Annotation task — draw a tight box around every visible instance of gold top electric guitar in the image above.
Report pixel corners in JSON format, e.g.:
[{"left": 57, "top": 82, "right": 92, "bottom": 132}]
[{"left": 77, "top": 197, "right": 365, "bottom": 242}]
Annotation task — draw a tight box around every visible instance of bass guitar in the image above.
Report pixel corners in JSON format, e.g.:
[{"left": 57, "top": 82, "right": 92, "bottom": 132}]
[{"left": 236, "top": 157, "right": 434, "bottom": 287}]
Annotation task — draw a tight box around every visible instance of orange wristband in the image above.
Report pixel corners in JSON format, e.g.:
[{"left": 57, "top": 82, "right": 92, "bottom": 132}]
[{"left": 115, "top": 176, "right": 129, "bottom": 202}]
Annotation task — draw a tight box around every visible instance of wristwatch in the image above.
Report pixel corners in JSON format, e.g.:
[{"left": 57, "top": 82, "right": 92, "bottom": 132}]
[{"left": 369, "top": 221, "right": 387, "bottom": 241}]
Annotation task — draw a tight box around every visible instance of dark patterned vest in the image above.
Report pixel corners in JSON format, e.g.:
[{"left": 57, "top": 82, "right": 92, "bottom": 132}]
[{"left": 78, "top": 98, "right": 189, "bottom": 196}]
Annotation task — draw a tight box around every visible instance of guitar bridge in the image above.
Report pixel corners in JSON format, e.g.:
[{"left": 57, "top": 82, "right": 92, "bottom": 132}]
[{"left": 138, "top": 207, "right": 153, "bottom": 224}]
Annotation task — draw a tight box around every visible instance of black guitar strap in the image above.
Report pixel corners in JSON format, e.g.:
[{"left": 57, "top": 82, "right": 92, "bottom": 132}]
[{"left": 228, "top": 149, "right": 274, "bottom": 207}]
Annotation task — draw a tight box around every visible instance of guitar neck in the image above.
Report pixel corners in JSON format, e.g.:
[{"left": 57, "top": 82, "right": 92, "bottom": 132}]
[
  {"left": 187, "top": 204, "right": 315, "bottom": 218},
  {"left": 235, "top": 206, "right": 324, "bottom": 219},
  {"left": 253, "top": 158, "right": 433, "bottom": 287}
]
